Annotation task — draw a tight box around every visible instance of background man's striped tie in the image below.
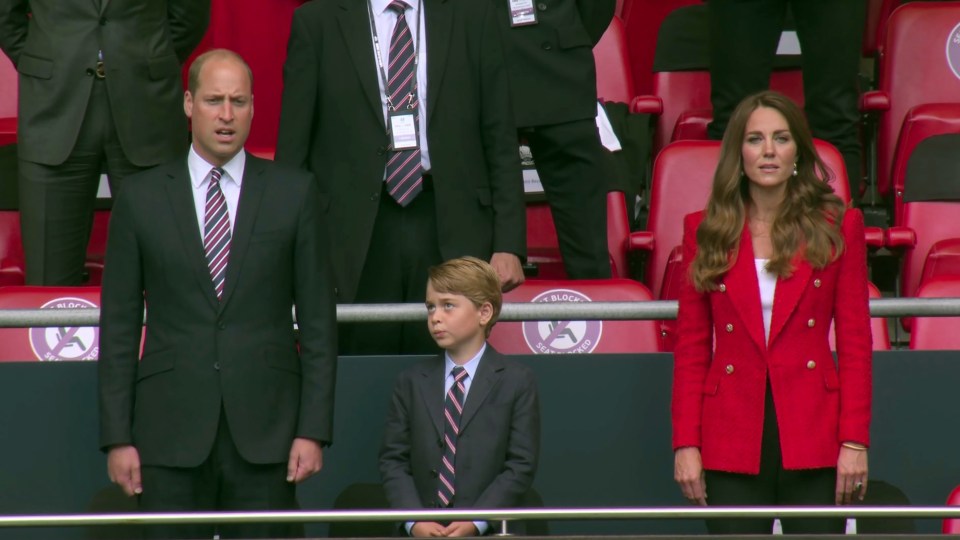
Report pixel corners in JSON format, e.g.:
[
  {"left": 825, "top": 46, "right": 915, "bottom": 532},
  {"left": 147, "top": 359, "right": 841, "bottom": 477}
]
[
  {"left": 384, "top": 0, "right": 423, "bottom": 206},
  {"left": 203, "top": 167, "right": 231, "bottom": 300}
]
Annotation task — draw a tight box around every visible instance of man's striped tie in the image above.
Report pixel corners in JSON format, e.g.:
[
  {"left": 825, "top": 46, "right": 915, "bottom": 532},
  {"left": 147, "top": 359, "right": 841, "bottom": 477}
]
[
  {"left": 438, "top": 366, "right": 468, "bottom": 507},
  {"left": 384, "top": 0, "right": 423, "bottom": 206},
  {"left": 203, "top": 167, "right": 231, "bottom": 300}
]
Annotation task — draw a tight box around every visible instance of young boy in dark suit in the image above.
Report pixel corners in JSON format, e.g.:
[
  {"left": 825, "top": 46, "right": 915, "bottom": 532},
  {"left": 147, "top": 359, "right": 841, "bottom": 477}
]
[{"left": 380, "top": 256, "right": 541, "bottom": 537}]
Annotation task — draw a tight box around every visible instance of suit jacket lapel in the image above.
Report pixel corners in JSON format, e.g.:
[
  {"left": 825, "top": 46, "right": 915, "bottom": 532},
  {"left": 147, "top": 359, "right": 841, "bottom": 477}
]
[
  {"left": 424, "top": 0, "right": 451, "bottom": 122},
  {"left": 165, "top": 161, "right": 220, "bottom": 311},
  {"left": 767, "top": 253, "right": 814, "bottom": 348},
  {"left": 417, "top": 358, "right": 446, "bottom": 437},
  {"left": 459, "top": 347, "right": 504, "bottom": 433},
  {"left": 217, "top": 153, "right": 267, "bottom": 311},
  {"left": 338, "top": 0, "right": 387, "bottom": 131},
  {"left": 724, "top": 222, "right": 767, "bottom": 353}
]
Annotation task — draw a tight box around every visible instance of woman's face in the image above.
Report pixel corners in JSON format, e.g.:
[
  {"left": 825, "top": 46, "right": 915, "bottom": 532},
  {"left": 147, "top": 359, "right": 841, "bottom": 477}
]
[{"left": 741, "top": 106, "right": 798, "bottom": 193}]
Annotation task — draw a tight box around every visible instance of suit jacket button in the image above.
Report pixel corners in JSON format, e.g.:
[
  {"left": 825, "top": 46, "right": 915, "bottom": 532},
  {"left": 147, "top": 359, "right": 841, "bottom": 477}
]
[
  {"left": 377, "top": 146, "right": 386, "bottom": 156},
  {"left": 718, "top": 283, "right": 726, "bottom": 292},
  {"left": 370, "top": 191, "right": 379, "bottom": 201},
  {"left": 725, "top": 323, "right": 734, "bottom": 333},
  {"left": 537, "top": 2, "right": 547, "bottom": 10},
  {"left": 807, "top": 318, "right": 816, "bottom": 328},
  {"left": 218, "top": 322, "right": 226, "bottom": 330},
  {"left": 430, "top": 469, "right": 438, "bottom": 478},
  {"left": 814, "top": 278, "right": 822, "bottom": 288},
  {"left": 725, "top": 364, "right": 734, "bottom": 374},
  {"left": 214, "top": 362, "right": 220, "bottom": 371},
  {"left": 807, "top": 360, "right": 816, "bottom": 369},
  {"left": 99, "top": 17, "right": 107, "bottom": 25},
  {"left": 541, "top": 42, "right": 552, "bottom": 51}
]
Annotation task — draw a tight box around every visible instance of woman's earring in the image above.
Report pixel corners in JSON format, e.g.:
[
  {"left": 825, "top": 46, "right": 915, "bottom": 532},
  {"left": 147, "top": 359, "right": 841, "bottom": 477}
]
[{"left": 792, "top": 163, "right": 798, "bottom": 177}]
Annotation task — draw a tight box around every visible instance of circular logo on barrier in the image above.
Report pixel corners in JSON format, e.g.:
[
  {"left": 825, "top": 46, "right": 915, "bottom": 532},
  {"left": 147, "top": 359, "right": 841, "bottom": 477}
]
[
  {"left": 29, "top": 297, "right": 100, "bottom": 362},
  {"left": 947, "top": 22, "right": 960, "bottom": 80},
  {"left": 521, "top": 289, "right": 602, "bottom": 354}
]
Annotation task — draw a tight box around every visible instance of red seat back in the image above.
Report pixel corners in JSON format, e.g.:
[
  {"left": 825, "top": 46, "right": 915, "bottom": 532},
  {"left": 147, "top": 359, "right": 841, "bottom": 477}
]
[
  {"left": 0, "top": 286, "right": 102, "bottom": 362},
  {"left": 869, "top": 2, "right": 960, "bottom": 198},
  {"left": 863, "top": 0, "right": 903, "bottom": 57},
  {"left": 488, "top": 278, "right": 661, "bottom": 354},
  {"left": 593, "top": 16, "right": 634, "bottom": 104},
  {"left": 920, "top": 238, "right": 960, "bottom": 286},
  {"left": 893, "top": 201, "right": 960, "bottom": 300},
  {"left": 0, "top": 54, "right": 16, "bottom": 146},
  {"left": 910, "top": 276, "right": 960, "bottom": 350},
  {"left": 943, "top": 484, "right": 960, "bottom": 533},
  {"left": 621, "top": 0, "right": 700, "bottom": 95},
  {"left": 0, "top": 212, "right": 25, "bottom": 287}
]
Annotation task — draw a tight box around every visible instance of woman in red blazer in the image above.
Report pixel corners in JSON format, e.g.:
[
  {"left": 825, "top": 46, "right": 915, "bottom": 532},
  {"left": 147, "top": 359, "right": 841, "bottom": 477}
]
[{"left": 672, "top": 91, "right": 872, "bottom": 535}]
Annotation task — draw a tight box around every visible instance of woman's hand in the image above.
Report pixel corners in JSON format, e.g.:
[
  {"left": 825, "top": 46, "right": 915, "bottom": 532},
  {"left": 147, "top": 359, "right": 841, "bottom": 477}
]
[
  {"left": 836, "top": 445, "right": 868, "bottom": 504},
  {"left": 675, "top": 446, "right": 708, "bottom": 506}
]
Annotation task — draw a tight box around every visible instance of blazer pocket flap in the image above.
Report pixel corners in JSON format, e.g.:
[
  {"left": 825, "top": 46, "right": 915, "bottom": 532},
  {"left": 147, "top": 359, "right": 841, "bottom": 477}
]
[
  {"left": 137, "top": 351, "right": 176, "bottom": 380},
  {"left": 556, "top": 25, "right": 592, "bottom": 49},
  {"left": 476, "top": 187, "right": 492, "bottom": 207},
  {"left": 702, "top": 369, "right": 721, "bottom": 396},
  {"left": 265, "top": 346, "right": 301, "bottom": 374},
  {"left": 147, "top": 54, "right": 179, "bottom": 81},
  {"left": 17, "top": 54, "right": 53, "bottom": 80}
]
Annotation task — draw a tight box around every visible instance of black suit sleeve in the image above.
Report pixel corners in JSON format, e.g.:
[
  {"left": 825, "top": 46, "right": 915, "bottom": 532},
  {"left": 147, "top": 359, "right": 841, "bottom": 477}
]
[
  {"left": 379, "top": 370, "right": 425, "bottom": 509},
  {"left": 292, "top": 175, "right": 338, "bottom": 444},
  {"left": 276, "top": 9, "right": 319, "bottom": 172},
  {"left": 478, "top": 2, "right": 527, "bottom": 257},
  {"left": 473, "top": 366, "right": 540, "bottom": 508},
  {"left": 577, "top": 0, "right": 616, "bottom": 45},
  {"left": 0, "top": 0, "right": 28, "bottom": 65},
  {"left": 98, "top": 180, "right": 146, "bottom": 451},
  {"left": 167, "top": 0, "right": 211, "bottom": 63}
]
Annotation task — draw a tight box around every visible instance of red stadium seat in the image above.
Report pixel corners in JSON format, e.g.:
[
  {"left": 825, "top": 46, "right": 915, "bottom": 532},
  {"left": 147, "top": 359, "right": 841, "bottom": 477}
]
[
  {"left": 827, "top": 281, "right": 889, "bottom": 352},
  {"left": 919, "top": 238, "right": 960, "bottom": 287},
  {"left": 943, "top": 484, "right": 960, "bottom": 533},
  {"left": 84, "top": 210, "right": 110, "bottom": 286},
  {"left": 886, "top": 201, "right": 960, "bottom": 303},
  {"left": 863, "top": 0, "right": 903, "bottom": 58},
  {"left": 0, "top": 54, "right": 16, "bottom": 146},
  {"left": 487, "top": 278, "right": 662, "bottom": 354},
  {"left": 620, "top": 0, "right": 700, "bottom": 96},
  {"left": 0, "top": 212, "right": 25, "bottom": 287},
  {"left": 0, "top": 286, "right": 102, "bottom": 362},
  {"left": 909, "top": 276, "right": 960, "bottom": 350},
  {"left": 594, "top": 16, "right": 635, "bottom": 105},
  {"left": 860, "top": 2, "right": 960, "bottom": 200}
]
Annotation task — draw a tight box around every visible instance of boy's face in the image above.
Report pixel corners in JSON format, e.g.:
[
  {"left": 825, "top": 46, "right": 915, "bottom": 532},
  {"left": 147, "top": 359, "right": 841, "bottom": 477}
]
[{"left": 425, "top": 282, "right": 492, "bottom": 362}]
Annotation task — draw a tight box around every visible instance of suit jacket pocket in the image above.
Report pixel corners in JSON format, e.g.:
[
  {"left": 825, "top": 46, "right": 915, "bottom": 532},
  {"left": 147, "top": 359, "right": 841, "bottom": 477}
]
[
  {"left": 17, "top": 53, "right": 53, "bottom": 80},
  {"left": 265, "top": 346, "right": 301, "bottom": 375},
  {"left": 147, "top": 54, "right": 180, "bottom": 81},
  {"left": 819, "top": 357, "right": 840, "bottom": 391},
  {"left": 702, "top": 368, "right": 721, "bottom": 396},
  {"left": 137, "top": 350, "right": 177, "bottom": 381},
  {"left": 555, "top": 25, "right": 592, "bottom": 49}
]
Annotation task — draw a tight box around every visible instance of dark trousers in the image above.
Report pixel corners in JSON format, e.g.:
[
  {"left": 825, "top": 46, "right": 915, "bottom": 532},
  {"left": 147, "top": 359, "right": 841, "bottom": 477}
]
[
  {"left": 706, "top": 0, "right": 866, "bottom": 200},
  {"left": 704, "top": 384, "right": 843, "bottom": 535},
  {"left": 138, "top": 409, "right": 299, "bottom": 539},
  {"left": 339, "top": 181, "right": 442, "bottom": 355},
  {"left": 523, "top": 119, "right": 611, "bottom": 279},
  {"left": 18, "top": 79, "right": 148, "bottom": 285}
]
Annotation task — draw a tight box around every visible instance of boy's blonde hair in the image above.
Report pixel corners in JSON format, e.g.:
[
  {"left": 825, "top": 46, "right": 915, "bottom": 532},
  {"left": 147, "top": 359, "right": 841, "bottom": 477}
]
[{"left": 427, "top": 257, "right": 503, "bottom": 337}]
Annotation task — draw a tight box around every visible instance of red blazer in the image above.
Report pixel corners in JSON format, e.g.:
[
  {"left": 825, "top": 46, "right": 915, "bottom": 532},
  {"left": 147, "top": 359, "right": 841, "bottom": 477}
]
[{"left": 672, "top": 209, "right": 872, "bottom": 474}]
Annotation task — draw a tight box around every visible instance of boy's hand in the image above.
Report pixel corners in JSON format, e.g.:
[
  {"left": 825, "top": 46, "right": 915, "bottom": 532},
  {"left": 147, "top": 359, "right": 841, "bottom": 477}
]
[
  {"left": 411, "top": 522, "right": 446, "bottom": 537},
  {"left": 286, "top": 437, "right": 323, "bottom": 483},
  {"left": 442, "top": 521, "right": 479, "bottom": 537}
]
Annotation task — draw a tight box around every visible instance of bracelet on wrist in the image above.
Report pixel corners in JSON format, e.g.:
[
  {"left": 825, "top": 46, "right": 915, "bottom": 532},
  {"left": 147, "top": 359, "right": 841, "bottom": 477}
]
[{"left": 841, "top": 441, "right": 867, "bottom": 451}]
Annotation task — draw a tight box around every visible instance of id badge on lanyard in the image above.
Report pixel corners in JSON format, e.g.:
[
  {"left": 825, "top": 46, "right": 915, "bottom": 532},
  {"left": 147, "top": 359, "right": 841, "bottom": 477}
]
[
  {"left": 388, "top": 107, "right": 419, "bottom": 150},
  {"left": 510, "top": 0, "right": 538, "bottom": 26}
]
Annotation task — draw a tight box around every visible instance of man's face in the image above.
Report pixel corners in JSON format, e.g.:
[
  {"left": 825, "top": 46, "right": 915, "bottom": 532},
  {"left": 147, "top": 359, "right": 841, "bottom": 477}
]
[{"left": 184, "top": 57, "right": 253, "bottom": 166}]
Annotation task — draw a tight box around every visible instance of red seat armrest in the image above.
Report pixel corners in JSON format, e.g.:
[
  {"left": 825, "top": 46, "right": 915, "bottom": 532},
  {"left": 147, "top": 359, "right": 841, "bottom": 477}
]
[
  {"left": 864, "top": 226, "right": 885, "bottom": 248},
  {"left": 860, "top": 90, "right": 891, "bottom": 113},
  {"left": 631, "top": 95, "right": 663, "bottom": 116},
  {"left": 629, "top": 231, "right": 655, "bottom": 252},
  {"left": 885, "top": 226, "right": 917, "bottom": 249}
]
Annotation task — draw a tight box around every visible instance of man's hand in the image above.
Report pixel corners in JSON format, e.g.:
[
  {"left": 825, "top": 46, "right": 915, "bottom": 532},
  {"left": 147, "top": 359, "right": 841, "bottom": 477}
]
[
  {"left": 489, "top": 252, "right": 524, "bottom": 292},
  {"left": 107, "top": 445, "right": 142, "bottom": 496},
  {"left": 410, "top": 521, "right": 447, "bottom": 537},
  {"left": 442, "top": 521, "right": 479, "bottom": 537},
  {"left": 286, "top": 437, "right": 323, "bottom": 483}
]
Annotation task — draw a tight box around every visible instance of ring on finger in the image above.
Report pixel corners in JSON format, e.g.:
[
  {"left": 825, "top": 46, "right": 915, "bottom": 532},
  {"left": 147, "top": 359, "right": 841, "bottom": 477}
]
[{"left": 854, "top": 481, "right": 863, "bottom": 491}]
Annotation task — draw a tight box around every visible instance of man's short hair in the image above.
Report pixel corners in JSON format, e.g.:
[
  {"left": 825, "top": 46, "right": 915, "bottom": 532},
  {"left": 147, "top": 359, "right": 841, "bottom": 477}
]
[
  {"left": 428, "top": 257, "right": 503, "bottom": 337},
  {"left": 187, "top": 48, "right": 254, "bottom": 95}
]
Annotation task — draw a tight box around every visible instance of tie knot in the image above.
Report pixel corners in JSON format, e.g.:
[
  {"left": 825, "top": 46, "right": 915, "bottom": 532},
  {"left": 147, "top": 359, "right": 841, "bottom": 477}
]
[
  {"left": 210, "top": 167, "right": 224, "bottom": 184},
  {"left": 452, "top": 366, "right": 467, "bottom": 382},
  {"left": 387, "top": 0, "right": 409, "bottom": 15}
]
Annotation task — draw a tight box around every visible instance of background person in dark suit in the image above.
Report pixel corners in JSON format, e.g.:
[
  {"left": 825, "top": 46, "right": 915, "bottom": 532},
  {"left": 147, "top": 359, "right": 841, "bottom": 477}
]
[
  {"left": 98, "top": 49, "right": 337, "bottom": 539},
  {"left": 380, "top": 256, "right": 540, "bottom": 537},
  {"left": 276, "top": 0, "right": 526, "bottom": 355},
  {"left": 493, "top": 0, "right": 616, "bottom": 279},
  {"left": 0, "top": 0, "right": 210, "bottom": 285},
  {"left": 673, "top": 91, "right": 871, "bottom": 534}
]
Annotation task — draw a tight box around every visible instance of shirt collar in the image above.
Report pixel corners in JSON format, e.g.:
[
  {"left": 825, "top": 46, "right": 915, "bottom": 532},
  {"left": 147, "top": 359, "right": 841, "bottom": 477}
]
[
  {"left": 444, "top": 342, "right": 486, "bottom": 381},
  {"left": 188, "top": 146, "right": 246, "bottom": 189},
  {"left": 372, "top": 0, "right": 418, "bottom": 17}
]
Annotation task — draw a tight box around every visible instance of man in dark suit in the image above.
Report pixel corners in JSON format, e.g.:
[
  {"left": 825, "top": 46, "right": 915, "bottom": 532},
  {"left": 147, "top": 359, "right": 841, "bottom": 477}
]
[
  {"left": 493, "top": 0, "right": 616, "bottom": 279},
  {"left": 98, "top": 49, "right": 336, "bottom": 539},
  {"left": 276, "top": 0, "right": 526, "bottom": 355},
  {"left": 0, "top": 0, "right": 209, "bottom": 285}
]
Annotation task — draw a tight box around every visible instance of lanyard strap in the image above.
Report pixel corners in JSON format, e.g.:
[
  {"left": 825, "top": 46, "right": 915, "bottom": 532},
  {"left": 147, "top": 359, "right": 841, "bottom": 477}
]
[{"left": 366, "top": 0, "right": 423, "bottom": 111}]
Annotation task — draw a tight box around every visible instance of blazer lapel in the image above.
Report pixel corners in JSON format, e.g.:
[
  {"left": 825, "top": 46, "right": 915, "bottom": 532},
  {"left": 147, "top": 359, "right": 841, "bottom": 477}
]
[
  {"left": 424, "top": 0, "right": 451, "bottom": 122},
  {"left": 416, "top": 358, "right": 446, "bottom": 438},
  {"left": 338, "top": 0, "right": 387, "bottom": 131},
  {"left": 767, "top": 253, "right": 814, "bottom": 348},
  {"left": 165, "top": 162, "right": 220, "bottom": 311},
  {"left": 459, "top": 348, "right": 504, "bottom": 433},
  {"left": 217, "top": 153, "right": 266, "bottom": 311},
  {"left": 723, "top": 222, "right": 767, "bottom": 353}
]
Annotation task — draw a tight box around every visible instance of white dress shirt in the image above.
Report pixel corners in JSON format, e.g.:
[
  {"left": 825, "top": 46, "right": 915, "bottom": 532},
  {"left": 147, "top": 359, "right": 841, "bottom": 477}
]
[
  {"left": 188, "top": 146, "right": 244, "bottom": 239},
  {"left": 369, "top": 0, "right": 431, "bottom": 172}
]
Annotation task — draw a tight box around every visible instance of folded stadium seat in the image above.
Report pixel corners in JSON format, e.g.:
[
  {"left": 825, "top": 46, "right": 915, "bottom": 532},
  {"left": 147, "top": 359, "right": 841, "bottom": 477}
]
[
  {"left": 0, "top": 212, "right": 24, "bottom": 287},
  {"left": 860, "top": 2, "right": 960, "bottom": 203},
  {"left": 487, "top": 278, "right": 662, "bottom": 354},
  {"left": 630, "top": 139, "right": 879, "bottom": 351},
  {"left": 863, "top": 0, "right": 903, "bottom": 58},
  {"left": 630, "top": 4, "right": 804, "bottom": 156},
  {"left": 909, "top": 276, "right": 960, "bottom": 350},
  {"left": 620, "top": 0, "right": 701, "bottom": 96},
  {"left": 943, "top": 484, "right": 960, "bottom": 533},
  {"left": 84, "top": 210, "right": 110, "bottom": 286},
  {"left": 888, "top": 104, "right": 960, "bottom": 225},
  {"left": 0, "top": 286, "right": 102, "bottom": 362},
  {"left": 0, "top": 54, "right": 16, "bottom": 146}
]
